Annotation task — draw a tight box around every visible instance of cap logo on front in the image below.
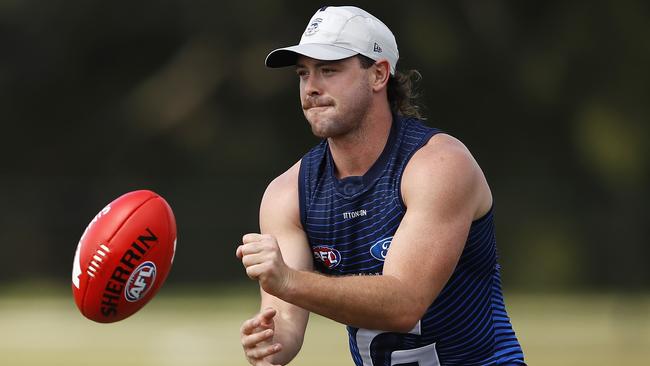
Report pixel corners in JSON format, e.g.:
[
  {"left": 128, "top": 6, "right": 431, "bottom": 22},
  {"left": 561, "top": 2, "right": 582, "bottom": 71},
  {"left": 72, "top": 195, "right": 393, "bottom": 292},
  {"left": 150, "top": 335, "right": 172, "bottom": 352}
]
[
  {"left": 304, "top": 18, "right": 322, "bottom": 37},
  {"left": 265, "top": 6, "right": 399, "bottom": 75}
]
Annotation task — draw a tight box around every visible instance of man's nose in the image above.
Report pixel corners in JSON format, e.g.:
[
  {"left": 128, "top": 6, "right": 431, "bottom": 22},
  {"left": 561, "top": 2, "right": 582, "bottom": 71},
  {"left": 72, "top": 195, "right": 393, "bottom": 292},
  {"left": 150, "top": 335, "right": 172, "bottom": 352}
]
[{"left": 303, "top": 75, "right": 322, "bottom": 97}]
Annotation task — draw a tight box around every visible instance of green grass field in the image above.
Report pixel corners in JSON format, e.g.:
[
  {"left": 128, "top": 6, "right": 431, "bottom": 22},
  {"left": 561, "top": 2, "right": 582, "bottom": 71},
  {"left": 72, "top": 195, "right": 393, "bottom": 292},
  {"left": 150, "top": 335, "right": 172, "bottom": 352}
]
[{"left": 1, "top": 284, "right": 648, "bottom": 365}]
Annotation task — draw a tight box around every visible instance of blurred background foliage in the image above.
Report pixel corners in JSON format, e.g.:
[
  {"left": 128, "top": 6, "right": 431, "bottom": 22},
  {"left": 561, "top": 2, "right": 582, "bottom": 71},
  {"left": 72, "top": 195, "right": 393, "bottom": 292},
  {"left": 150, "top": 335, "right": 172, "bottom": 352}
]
[{"left": 0, "top": 0, "right": 648, "bottom": 293}]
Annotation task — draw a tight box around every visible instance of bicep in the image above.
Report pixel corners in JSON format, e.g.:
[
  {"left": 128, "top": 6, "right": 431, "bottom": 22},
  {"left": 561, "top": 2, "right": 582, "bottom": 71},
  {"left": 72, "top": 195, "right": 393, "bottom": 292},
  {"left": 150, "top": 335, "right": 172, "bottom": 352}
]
[
  {"left": 382, "top": 137, "right": 483, "bottom": 311},
  {"left": 383, "top": 201, "right": 471, "bottom": 308}
]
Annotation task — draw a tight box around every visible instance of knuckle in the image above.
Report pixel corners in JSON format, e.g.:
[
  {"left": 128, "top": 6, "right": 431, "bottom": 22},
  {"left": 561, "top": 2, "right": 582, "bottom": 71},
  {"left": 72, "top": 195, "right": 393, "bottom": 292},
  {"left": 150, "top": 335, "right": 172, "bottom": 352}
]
[
  {"left": 249, "top": 348, "right": 263, "bottom": 359},
  {"left": 240, "top": 321, "right": 251, "bottom": 334},
  {"left": 246, "top": 267, "right": 259, "bottom": 278},
  {"left": 241, "top": 256, "right": 252, "bottom": 267},
  {"left": 241, "top": 334, "right": 252, "bottom": 347},
  {"left": 244, "top": 345, "right": 256, "bottom": 356}
]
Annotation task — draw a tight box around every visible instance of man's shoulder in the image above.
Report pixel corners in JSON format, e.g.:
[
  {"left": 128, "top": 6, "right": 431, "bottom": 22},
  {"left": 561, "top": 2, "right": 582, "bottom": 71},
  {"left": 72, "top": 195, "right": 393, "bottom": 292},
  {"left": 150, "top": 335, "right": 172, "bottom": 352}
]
[
  {"left": 409, "top": 133, "right": 476, "bottom": 173},
  {"left": 401, "top": 133, "right": 491, "bottom": 216},
  {"left": 265, "top": 160, "right": 301, "bottom": 202},
  {"left": 260, "top": 161, "right": 302, "bottom": 229}
]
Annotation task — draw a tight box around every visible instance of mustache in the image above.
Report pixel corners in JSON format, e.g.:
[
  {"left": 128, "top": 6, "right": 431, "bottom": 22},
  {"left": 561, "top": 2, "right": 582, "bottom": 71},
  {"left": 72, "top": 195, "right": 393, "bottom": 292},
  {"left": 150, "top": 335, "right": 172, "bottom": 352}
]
[{"left": 302, "top": 97, "right": 334, "bottom": 110}]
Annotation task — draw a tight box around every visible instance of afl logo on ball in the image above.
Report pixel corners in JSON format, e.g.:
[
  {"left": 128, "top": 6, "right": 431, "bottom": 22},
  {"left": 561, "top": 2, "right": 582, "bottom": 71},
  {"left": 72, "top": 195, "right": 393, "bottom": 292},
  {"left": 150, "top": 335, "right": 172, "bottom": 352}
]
[{"left": 124, "top": 261, "right": 157, "bottom": 302}]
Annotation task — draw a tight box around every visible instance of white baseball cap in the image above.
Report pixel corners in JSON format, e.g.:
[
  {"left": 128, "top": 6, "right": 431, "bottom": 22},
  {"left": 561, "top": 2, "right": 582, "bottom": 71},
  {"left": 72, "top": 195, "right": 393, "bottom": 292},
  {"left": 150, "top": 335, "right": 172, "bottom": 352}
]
[{"left": 265, "top": 6, "right": 399, "bottom": 75}]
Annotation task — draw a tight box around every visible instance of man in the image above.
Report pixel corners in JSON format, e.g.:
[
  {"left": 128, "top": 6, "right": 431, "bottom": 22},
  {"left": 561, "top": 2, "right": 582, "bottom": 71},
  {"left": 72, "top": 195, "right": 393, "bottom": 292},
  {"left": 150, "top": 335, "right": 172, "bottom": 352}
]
[{"left": 236, "top": 6, "right": 525, "bottom": 366}]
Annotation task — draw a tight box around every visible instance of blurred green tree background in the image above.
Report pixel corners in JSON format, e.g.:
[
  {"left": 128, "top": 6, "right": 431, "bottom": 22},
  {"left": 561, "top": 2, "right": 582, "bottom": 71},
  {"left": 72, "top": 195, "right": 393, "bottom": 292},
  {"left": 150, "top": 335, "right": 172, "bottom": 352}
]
[{"left": 0, "top": 0, "right": 647, "bottom": 293}]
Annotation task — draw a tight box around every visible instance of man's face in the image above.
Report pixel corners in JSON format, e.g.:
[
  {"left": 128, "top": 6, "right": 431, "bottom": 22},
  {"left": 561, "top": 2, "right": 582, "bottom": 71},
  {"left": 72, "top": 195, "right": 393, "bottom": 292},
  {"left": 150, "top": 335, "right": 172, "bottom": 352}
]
[{"left": 296, "top": 56, "right": 373, "bottom": 138}]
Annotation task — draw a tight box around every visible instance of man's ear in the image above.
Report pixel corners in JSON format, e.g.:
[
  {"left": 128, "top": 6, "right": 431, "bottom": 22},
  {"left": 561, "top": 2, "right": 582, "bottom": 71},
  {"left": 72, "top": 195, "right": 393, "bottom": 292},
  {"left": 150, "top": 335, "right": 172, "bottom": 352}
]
[{"left": 371, "top": 59, "right": 391, "bottom": 92}]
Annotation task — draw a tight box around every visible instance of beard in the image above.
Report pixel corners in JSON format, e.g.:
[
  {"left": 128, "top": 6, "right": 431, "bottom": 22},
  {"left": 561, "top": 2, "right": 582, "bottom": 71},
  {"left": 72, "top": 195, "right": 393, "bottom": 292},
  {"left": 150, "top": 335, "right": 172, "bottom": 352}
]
[{"left": 302, "top": 82, "right": 373, "bottom": 139}]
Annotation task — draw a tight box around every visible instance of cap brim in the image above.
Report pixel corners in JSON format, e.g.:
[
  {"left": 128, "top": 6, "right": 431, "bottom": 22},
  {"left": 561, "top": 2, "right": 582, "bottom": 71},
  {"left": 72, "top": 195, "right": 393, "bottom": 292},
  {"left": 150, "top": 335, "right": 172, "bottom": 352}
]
[{"left": 265, "top": 43, "right": 359, "bottom": 68}]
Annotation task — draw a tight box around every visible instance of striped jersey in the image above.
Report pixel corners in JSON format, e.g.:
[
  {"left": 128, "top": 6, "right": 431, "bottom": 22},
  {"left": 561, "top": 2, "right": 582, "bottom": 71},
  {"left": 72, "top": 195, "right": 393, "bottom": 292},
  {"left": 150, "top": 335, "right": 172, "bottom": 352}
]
[{"left": 298, "top": 116, "right": 525, "bottom": 365}]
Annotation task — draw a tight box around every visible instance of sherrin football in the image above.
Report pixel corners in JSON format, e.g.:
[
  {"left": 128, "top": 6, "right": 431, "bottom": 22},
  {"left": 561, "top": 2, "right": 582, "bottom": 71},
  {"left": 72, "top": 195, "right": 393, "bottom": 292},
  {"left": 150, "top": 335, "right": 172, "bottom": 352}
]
[{"left": 72, "top": 190, "right": 177, "bottom": 323}]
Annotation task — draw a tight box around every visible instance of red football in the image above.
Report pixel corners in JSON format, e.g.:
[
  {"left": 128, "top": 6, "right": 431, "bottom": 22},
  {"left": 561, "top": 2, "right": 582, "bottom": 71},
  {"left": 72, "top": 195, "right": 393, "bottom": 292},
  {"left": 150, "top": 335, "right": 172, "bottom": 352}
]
[{"left": 72, "top": 190, "right": 177, "bottom": 323}]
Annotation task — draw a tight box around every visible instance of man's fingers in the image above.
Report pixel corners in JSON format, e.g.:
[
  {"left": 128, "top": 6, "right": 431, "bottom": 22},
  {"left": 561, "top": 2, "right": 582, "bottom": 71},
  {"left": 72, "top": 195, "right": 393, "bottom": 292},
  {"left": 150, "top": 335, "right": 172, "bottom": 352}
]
[
  {"left": 238, "top": 232, "right": 264, "bottom": 262},
  {"left": 259, "top": 308, "right": 277, "bottom": 325},
  {"left": 240, "top": 317, "right": 261, "bottom": 335},
  {"left": 241, "top": 308, "right": 276, "bottom": 335},
  {"left": 246, "top": 262, "right": 274, "bottom": 281},
  {"left": 254, "top": 360, "right": 282, "bottom": 366},
  {"left": 245, "top": 264, "right": 264, "bottom": 280},
  {"left": 241, "top": 251, "right": 267, "bottom": 268},
  {"left": 243, "top": 233, "right": 265, "bottom": 244},
  {"left": 246, "top": 342, "right": 283, "bottom": 360},
  {"left": 238, "top": 242, "right": 268, "bottom": 260},
  {"left": 237, "top": 243, "right": 265, "bottom": 260},
  {"left": 241, "top": 328, "right": 274, "bottom": 348}
]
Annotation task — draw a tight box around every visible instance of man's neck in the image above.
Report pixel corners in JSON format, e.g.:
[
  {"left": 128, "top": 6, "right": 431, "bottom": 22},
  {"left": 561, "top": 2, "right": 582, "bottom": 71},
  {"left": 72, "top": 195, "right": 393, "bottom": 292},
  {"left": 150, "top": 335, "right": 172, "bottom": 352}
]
[{"left": 328, "top": 107, "right": 393, "bottom": 179}]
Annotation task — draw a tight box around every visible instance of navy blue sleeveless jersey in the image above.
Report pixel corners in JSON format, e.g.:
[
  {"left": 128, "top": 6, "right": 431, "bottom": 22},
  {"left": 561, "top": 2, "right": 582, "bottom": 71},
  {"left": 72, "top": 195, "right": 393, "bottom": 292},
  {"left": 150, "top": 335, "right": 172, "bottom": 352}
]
[{"left": 298, "top": 116, "right": 525, "bottom": 365}]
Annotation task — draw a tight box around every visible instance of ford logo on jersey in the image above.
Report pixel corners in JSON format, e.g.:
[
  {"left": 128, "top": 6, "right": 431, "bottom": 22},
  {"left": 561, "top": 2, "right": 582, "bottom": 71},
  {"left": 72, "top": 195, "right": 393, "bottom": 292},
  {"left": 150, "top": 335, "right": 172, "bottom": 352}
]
[
  {"left": 312, "top": 246, "right": 341, "bottom": 269},
  {"left": 370, "top": 236, "right": 393, "bottom": 261}
]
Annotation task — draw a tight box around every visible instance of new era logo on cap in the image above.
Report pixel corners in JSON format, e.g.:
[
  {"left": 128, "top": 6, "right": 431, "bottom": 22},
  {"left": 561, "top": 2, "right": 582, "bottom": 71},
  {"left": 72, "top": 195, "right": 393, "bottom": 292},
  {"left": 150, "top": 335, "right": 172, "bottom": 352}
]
[{"left": 265, "top": 6, "right": 399, "bottom": 75}]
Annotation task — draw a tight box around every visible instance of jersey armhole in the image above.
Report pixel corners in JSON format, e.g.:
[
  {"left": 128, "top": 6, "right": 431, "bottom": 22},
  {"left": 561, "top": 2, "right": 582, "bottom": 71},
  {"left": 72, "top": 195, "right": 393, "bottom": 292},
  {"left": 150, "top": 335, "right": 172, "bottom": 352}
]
[
  {"left": 396, "top": 129, "right": 442, "bottom": 210},
  {"left": 298, "top": 158, "right": 308, "bottom": 229}
]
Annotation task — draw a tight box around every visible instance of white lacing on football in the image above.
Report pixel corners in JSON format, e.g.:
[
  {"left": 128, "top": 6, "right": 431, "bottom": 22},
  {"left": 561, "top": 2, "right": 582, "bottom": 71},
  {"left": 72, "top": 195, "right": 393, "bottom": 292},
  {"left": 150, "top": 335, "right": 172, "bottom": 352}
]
[{"left": 87, "top": 244, "right": 111, "bottom": 278}]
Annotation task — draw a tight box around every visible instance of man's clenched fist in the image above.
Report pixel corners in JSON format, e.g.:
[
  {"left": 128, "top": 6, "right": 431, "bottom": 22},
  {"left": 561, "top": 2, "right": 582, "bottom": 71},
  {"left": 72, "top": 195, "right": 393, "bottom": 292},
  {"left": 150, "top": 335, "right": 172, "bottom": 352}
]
[{"left": 236, "top": 233, "right": 293, "bottom": 296}]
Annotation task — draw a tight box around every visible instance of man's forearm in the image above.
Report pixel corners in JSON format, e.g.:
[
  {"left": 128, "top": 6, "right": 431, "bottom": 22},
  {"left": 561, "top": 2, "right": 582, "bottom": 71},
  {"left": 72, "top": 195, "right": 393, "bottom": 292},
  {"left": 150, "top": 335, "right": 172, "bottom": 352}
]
[
  {"left": 260, "top": 297, "right": 308, "bottom": 364},
  {"left": 279, "top": 270, "right": 423, "bottom": 332},
  {"left": 269, "top": 313, "right": 304, "bottom": 364}
]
